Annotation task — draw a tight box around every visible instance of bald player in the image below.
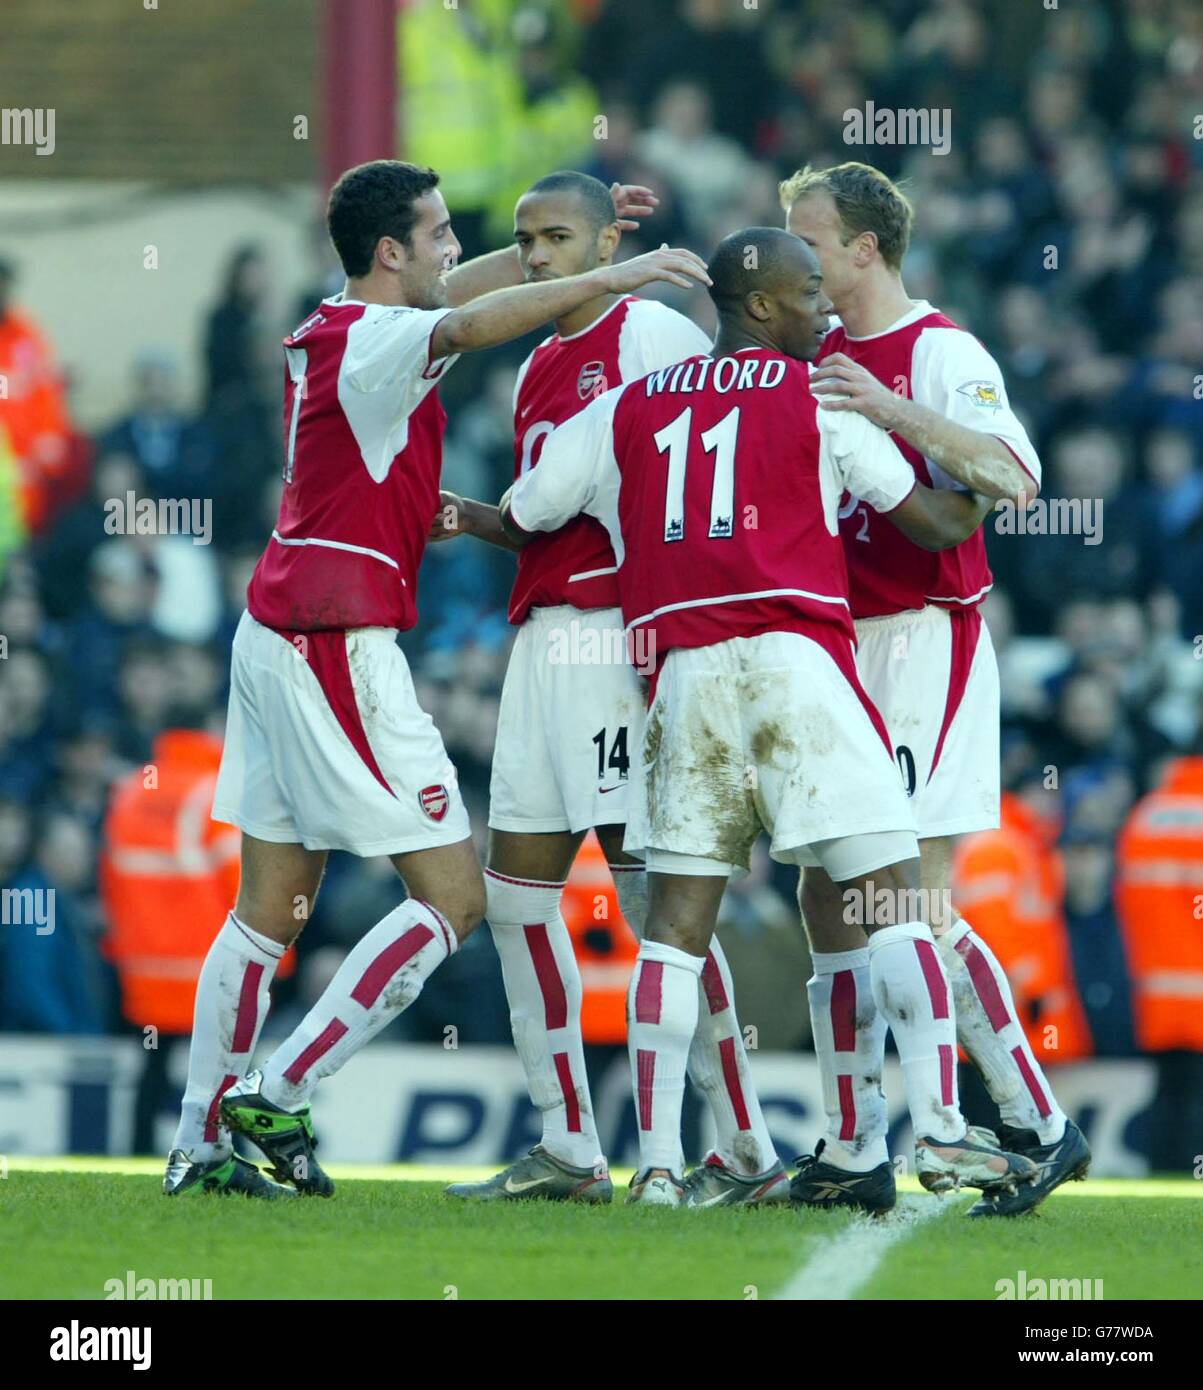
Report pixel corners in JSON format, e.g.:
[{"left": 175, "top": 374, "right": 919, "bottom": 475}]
[{"left": 498, "top": 228, "right": 1039, "bottom": 1207}]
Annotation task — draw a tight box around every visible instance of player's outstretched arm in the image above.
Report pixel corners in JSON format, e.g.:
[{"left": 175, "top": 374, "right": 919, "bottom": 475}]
[
  {"left": 885, "top": 484, "right": 994, "bottom": 552},
  {"left": 428, "top": 490, "right": 522, "bottom": 552},
  {"left": 430, "top": 247, "right": 710, "bottom": 359},
  {"left": 812, "top": 352, "right": 1039, "bottom": 505},
  {"left": 443, "top": 247, "right": 525, "bottom": 307}
]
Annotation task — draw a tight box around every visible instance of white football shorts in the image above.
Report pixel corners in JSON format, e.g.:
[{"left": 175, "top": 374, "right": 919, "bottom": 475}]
[
  {"left": 852, "top": 604, "right": 1000, "bottom": 840},
  {"left": 213, "top": 611, "right": 470, "bottom": 856},
  {"left": 489, "top": 605, "right": 649, "bottom": 834},
  {"left": 625, "top": 628, "right": 918, "bottom": 876}
]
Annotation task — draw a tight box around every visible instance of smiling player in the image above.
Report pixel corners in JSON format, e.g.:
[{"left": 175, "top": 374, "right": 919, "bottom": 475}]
[{"left": 162, "top": 159, "right": 710, "bottom": 1199}]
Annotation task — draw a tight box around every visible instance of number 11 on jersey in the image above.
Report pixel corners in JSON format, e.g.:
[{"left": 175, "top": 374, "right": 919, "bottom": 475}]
[{"left": 654, "top": 406, "right": 741, "bottom": 543}]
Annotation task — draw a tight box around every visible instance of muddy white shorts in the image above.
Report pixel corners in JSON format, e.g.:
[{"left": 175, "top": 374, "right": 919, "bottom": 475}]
[
  {"left": 852, "top": 604, "right": 1000, "bottom": 840},
  {"left": 212, "top": 611, "right": 470, "bottom": 856},
  {"left": 624, "top": 629, "right": 917, "bottom": 875},
  {"left": 489, "top": 605, "right": 648, "bottom": 834}
]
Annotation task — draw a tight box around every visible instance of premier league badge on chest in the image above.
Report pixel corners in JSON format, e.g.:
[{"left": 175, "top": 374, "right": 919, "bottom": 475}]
[{"left": 577, "top": 360, "right": 607, "bottom": 400}]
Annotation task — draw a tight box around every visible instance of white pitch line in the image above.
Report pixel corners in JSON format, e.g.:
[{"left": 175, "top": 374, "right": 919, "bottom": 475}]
[{"left": 775, "top": 1195, "right": 954, "bottom": 1301}]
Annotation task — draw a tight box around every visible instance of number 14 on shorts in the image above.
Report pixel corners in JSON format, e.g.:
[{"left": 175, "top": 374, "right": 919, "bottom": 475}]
[{"left": 592, "top": 726, "right": 630, "bottom": 791}]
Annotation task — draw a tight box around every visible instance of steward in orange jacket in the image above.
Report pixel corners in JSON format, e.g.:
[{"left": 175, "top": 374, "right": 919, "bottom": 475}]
[
  {"left": 561, "top": 831, "right": 639, "bottom": 1046},
  {"left": 0, "top": 282, "right": 73, "bottom": 535},
  {"left": 1116, "top": 756, "right": 1203, "bottom": 1052},
  {"left": 101, "top": 728, "right": 291, "bottom": 1036},
  {"left": 953, "top": 791, "right": 1092, "bottom": 1062}
]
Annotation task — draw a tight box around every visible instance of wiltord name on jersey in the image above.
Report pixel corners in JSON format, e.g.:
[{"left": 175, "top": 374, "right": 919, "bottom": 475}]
[{"left": 644, "top": 355, "right": 787, "bottom": 398}]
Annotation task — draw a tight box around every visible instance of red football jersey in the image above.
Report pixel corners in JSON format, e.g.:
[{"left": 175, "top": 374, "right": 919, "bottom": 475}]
[
  {"left": 247, "top": 296, "right": 457, "bottom": 633},
  {"left": 507, "top": 348, "right": 917, "bottom": 666},
  {"left": 508, "top": 295, "right": 710, "bottom": 624},
  {"left": 817, "top": 302, "right": 1041, "bottom": 618}
]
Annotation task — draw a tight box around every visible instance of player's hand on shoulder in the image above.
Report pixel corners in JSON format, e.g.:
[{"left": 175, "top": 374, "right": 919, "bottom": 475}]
[
  {"left": 610, "top": 182, "right": 659, "bottom": 233},
  {"left": 811, "top": 353, "right": 904, "bottom": 430},
  {"left": 428, "top": 490, "right": 465, "bottom": 543},
  {"left": 603, "top": 245, "right": 712, "bottom": 293}
]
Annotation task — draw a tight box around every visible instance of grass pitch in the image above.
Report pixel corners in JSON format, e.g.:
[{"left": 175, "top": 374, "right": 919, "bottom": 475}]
[{"left": 3, "top": 1159, "right": 1199, "bottom": 1301}]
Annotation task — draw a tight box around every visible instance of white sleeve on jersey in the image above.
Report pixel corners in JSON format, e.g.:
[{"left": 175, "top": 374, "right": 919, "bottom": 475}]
[
  {"left": 911, "top": 327, "right": 1041, "bottom": 490},
  {"left": 341, "top": 304, "right": 458, "bottom": 394},
  {"left": 508, "top": 385, "right": 625, "bottom": 544},
  {"left": 617, "top": 299, "right": 713, "bottom": 380},
  {"left": 819, "top": 405, "right": 916, "bottom": 525}
]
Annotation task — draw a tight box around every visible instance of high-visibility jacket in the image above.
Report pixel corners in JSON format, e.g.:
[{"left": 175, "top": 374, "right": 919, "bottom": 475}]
[
  {"left": 953, "top": 793, "right": 1092, "bottom": 1062},
  {"left": 399, "top": 0, "right": 518, "bottom": 209},
  {"left": 1116, "top": 756, "right": 1203, "bottom": 1051},
  {"left": 562, "top": 831, "right": 638, "bottom": 1045},
  {"left": 398, "top": 0, "right": 599, "bottom": 239},
  {"left": 100, "top": 730, "right": 292, "bottom": 1034},
  {"left": 0, "top": 306, "right": 71, "bottom": 534}
]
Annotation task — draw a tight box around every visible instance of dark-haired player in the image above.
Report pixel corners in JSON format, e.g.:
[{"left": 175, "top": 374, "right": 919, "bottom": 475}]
[
  {"left": 162, "top": 160, "right": 709, "bottom": 1198},
  {"left": 498, "top": 227, "right": 1038, "bottom": 1206},
  {"left": 435, "top": 172, "right": 784, "bottom": 1208},
  {"left": 781, "top": 163, "right": 1089, "bottom": 1216}
]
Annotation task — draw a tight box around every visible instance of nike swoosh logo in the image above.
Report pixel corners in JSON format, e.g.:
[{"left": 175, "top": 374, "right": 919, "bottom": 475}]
[
  {"left": 693, "top": 1190, "right": 730, "bottom": 1208},
  {"left": 504, "top": 1175, "right": 553, "bottom": 1194},
  {"left": 598, "top": 785, "right": 624, "bottom": 794}
]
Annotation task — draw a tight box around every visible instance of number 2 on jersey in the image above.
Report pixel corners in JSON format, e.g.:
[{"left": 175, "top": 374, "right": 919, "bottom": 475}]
[
  {"left": 838, "top": 491, "right": 871, "bottom": 542},
  {"left": 654, "top": 406, "right": 740, "bottom": 542}
]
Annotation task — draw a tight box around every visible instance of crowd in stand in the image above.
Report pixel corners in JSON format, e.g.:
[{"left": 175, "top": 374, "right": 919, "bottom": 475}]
[{"left": 1, "top": 1, "right": 1201, "bottom": 1095}]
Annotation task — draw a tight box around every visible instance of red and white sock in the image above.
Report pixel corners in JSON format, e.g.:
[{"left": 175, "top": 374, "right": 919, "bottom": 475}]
[
  {"left": 628, "top": 938, "right": 704, "bottom": 1177},
  {"left": 173, "top": 911, "right": 283, "bottom": 1162},
  {"left": 613, "top": 865, "right": 777, "bottom": 1177},
  {"left": 690, "top": 942, "right": 779, "bottom": 1175},
  {"left": 807, "top": 948, "right": 890, "bottom": 1171},
  {"left": 261, "top": 899, "right": 455, "bottom": 1111},
  {"left": 486, "top": 869, "right": 601, "bottom": 1170},
  {"left": 867, "top": 921, "right": 963, "bottom": 1143},
  {"left": 938, "top": 918, "right": 1067, "bottom": 1143}
]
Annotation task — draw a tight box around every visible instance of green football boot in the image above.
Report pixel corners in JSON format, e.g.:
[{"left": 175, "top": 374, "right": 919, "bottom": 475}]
[
  {"left": 219, "top": 1069, "right": 335, "bottom": 1197},
  {"left": 162, "top": 1147, "right": 295, "bottom": 1199}
]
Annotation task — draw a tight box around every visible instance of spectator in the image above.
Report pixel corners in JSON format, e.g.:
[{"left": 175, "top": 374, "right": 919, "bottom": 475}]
[
  {"left": 636, "top": 82, "right": 756, "bottom": 244},
  {"left": 101, "top": 352, "right": 214, "bottom": 500},
  {"left": 0, "top": 800, "right": 105, "bottom": 1034},
  {"left": 66, "top": 541, "right": 157, "bottom": 717},
  {"left": 203, "top": 245, "right": 272, "bottom": 414},
  {"left": 1060, "top": 825, "right": 1136, "bottom": 1058}
]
